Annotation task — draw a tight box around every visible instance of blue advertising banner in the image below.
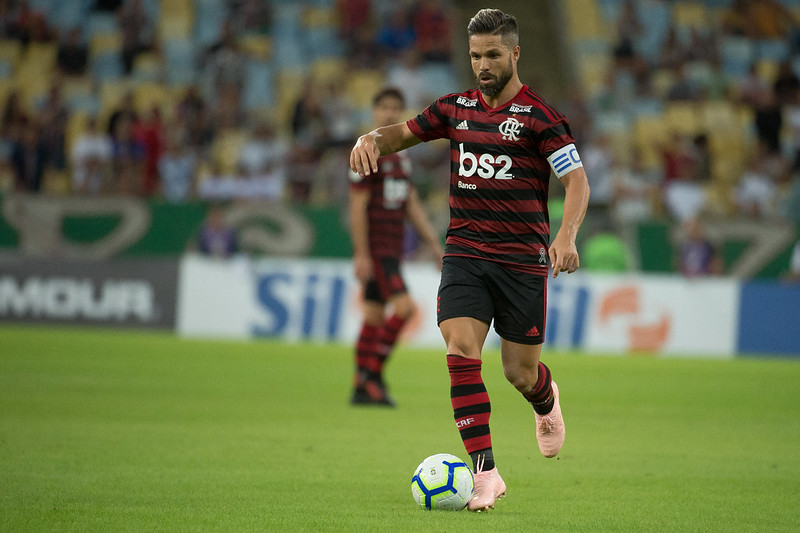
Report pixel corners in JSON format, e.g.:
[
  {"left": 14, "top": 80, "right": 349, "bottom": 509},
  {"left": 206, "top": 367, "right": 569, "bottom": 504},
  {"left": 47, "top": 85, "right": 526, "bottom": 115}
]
[{"left": 737, "top": 282, "right": 800, "bottom": 356}]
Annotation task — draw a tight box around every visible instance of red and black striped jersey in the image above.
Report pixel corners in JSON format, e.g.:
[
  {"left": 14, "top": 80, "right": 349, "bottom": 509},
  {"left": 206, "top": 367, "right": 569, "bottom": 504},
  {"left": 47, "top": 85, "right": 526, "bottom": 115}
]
[
  {"left": 349, "top": 151, "right": 412, "bottom": 260},
  {"left": 407, "top": 85, "right": 577, "bottom": 276}
]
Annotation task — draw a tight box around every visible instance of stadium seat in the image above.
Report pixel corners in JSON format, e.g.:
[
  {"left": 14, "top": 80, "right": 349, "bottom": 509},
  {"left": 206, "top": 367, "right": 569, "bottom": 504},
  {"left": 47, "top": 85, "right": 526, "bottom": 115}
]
[
  {"left": 242, "top": 59, "right": 275, "bottom": 112},
  {"left": 239, "top": 35, "right": 272, "bottom": 60},
  {"left": 194, "top": 0, "right": 229, "bottom": 48},
  {"left": 211, "top": 128, "right": 248, "bottom": 175},
  {"left": 89, "top": 32, "right": 122, "bottom": 58},
  {"left": 85, "top": 12, "right": 120, "bottom": 41},
  {"left": 720, "top": 37, "right": 755, "bottom": 77},
  {"left": 91, "top": 52, "right": 125, "bottom": 81},
  {"left": 0, "top": 40, "right": 22, "bottom": 74},
  {"left": 158, "top": 0, "right": 194, "bottom": 41},
  {"left": 756, "top": 39, "right": 790, "bottom": 62},
  {"left": 163, "top": 38, "right": 197, "bottom": 86},
  {"left": 664, "top": 102, "right": 701, "bottom": 136},
  {"left": 671, "top": 2, "right": 710, "bottom": 30}
]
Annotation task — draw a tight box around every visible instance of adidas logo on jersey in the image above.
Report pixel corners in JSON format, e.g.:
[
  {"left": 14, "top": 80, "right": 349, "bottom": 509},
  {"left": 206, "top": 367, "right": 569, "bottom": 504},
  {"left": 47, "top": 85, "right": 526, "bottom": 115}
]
[{"left": 456, "top": 120, "right": 469, "bottom": 130}]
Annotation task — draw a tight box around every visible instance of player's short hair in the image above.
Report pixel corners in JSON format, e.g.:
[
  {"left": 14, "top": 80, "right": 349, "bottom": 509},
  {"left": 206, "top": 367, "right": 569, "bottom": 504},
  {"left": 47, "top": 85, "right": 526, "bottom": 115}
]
[
  {"left": 467, "top": 8, "right": 519, "bottom": 48},
  {"left": 372, "top": 87, "right": 405, "bottom": 108}
]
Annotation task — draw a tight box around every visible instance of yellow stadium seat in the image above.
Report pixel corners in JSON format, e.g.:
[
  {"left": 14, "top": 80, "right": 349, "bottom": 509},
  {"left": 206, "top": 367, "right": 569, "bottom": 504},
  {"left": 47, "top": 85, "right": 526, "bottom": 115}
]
[
  {"left": 664, "top": 102, "right": 701, "bottom": 136},
  {"left": 672, "top": 2, "right": 710, "bottom": 29},
  {"left": 311, "top": 57, "right": 345, "bottom": 85},
  {"left": 303, "top": 7, "right": 336, "bottom": 28},
  {"left": 345, "top": 69, "right": 384, "bottom": 108},
  {"left": 211, "top": 128, "right": 248, "bottom": 175},
  {"left": 90, "top": 32, "right": 122, "bottom": 57},
  {"left": 0, "top": 39, "right": 22, "bottom": 71},
  {"left": 158, "top": 0, "right": 194, "bottom": 41},
  {"left": 239, "top": 34, "right": 272, "bottom": 60}
]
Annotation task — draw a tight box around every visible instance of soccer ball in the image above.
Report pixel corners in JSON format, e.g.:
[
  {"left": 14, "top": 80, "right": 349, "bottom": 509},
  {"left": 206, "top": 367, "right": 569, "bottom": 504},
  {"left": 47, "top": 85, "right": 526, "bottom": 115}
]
[{"left": 411, "top": 453, "right": 474, "bottom": 511}]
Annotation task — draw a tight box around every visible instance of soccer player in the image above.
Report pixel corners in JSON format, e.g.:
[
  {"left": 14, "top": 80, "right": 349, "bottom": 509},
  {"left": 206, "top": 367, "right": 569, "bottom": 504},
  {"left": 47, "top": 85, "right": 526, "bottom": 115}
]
[
  {"left": 349, "top": 9, "right": 590, "bottom": 510},
  {"left": 349, "top": 87, "right": 444, "bottom": 407}
]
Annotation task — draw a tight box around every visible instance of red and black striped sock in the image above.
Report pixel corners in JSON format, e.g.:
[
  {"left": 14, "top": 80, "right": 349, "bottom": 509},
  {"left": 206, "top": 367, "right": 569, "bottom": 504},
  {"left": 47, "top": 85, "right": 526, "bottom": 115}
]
[
  {"left": 376, "top": 314, "right": 406, "bottom": 373},
  {"left": 447, "top": 354, "right": 492, "bottom": 459},
  {"left": 523, "top": 362, "right": 555, "bottom": 415},
  {"left": 355, "top": 323, "right": 381, "bottom": 385}
]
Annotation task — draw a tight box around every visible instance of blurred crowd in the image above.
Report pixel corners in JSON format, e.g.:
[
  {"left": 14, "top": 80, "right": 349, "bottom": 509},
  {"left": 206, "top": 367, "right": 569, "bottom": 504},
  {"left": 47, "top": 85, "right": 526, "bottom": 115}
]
[
  {"left": 0, "top": 0, "right": 799, "bottom": 276},
  {"left": 563, "top": 0, "right": 800, "bottom": 277},
  {"left": 0, "top": 0, "right": 457, "bottom": 206}
]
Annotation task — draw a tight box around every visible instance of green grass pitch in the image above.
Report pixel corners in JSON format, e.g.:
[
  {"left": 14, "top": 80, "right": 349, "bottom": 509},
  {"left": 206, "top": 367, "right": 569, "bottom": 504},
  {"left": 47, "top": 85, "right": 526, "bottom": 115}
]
[{"left": 1, "top": 325, "right": 799, "bottom": 531}]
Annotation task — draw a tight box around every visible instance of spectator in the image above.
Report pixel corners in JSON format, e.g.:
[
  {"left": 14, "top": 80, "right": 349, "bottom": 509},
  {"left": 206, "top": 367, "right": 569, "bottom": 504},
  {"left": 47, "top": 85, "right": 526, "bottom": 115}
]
[
  {"left": 774, "top": 60, "right": 800, "bottom": 108},
  {"left": 734, "top": 149, "right": 782, "bottom": 219},
  {"left": 386, "top": 49, "right": 431, "bottom": 110},
  {"left": 336, "top": 0, "right": 373, "bottom": 54},
  {"left": 666, "top": 63, "right": 703, "bottom": 102},
  {"left": 411, "top": 0, "right": 454, "bottom": 63},
  {"left": 158, "top": 123, "right": 197, "bottom": 202},
  {"left": 117, "top": 0, "right": 152, "bottom": 74},
  {"left": 785, "top": 239, "right": 800, "bottom": 282},
  {"left": 1, "top": 91, "right": 27, "bottom": 142},
  {"left": 110, "top": 115, "right": 145, "bottom": 195},
  {"left": 204, "top": 20, "right": 246, "bottom": 99},
  {"left": 176, "top": 85, "right": 214, "bottom": 151},
  {"left": 132, "top": 105, "right": 165, "bottom": 197},
  {"left": 11, "top": 119, "right": 46, "bottom": 192},
  {"left": 37, "top": 85, "right": 69, "bottom": 171},
  {"left": 677, "top": 217, "right": 722, "bottom": 278},
  {"left": 376, "top": 7, "right": 416, "bottom": 60},
  {"left": 198, "top": 205, "right": 238, "bottom": 258},
  {"left": 610, "top": 149, "right": 659, "bottom": 225},
  {"left": 56, "top": 27, "right": 88, "bottom": 76},
  {"left": 107, "top": 91, "right": 138, "bottom": 140},
  {"left": 70, "top": 116, "right": 113, "bottom": 195},
  {"left": 237, "top": 121, "right": 288, "bottom": 202},
  {"left": 661, "top": 133, "right": 707, "bottom": 221}
]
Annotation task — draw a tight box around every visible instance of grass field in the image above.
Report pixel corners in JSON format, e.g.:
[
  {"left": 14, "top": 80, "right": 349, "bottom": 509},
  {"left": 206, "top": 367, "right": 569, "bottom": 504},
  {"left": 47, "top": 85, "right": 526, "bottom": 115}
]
[{"left": 1, "top": 326, "right": 799, "bottom": 532}]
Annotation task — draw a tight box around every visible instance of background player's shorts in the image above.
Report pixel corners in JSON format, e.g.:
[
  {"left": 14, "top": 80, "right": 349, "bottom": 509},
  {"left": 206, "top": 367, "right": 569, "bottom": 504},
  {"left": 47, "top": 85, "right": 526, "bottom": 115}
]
[
  {"left": 437, "top": 256, "right": 546, "bottom": 345},
  {"left": 364, "top": 256, "right": 407, "bottom": 303}
]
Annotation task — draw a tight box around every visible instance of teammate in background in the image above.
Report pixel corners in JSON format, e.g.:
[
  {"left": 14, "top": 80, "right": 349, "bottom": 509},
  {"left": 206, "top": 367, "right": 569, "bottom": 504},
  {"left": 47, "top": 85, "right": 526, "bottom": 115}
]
[
  {"left": 349, "top": 87, "right": 443, "bottom": 407},
  {"left": 350, "top": 9, "right": 590, "bottom": 510}
]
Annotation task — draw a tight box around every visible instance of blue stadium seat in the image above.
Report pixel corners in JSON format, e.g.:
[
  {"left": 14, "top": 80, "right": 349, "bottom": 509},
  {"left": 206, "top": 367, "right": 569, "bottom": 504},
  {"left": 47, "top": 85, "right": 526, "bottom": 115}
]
[
  {"left": 756, "top": 39, "right": 790, "bottom": 62},
  {"left": 720, "top": 36, "right": 754, "bottom": 77},
  {"left": 242, "top": 59, "right": 275, "bottom": 112},
  {"left": 194, "top": 0, "right": 229, "bottom": 48},
  {"left": 164, "top": 38, "right": 198, "bottom": 86},
  {"left": 91, "top": 51, "right": 124, "bottom": 81}
]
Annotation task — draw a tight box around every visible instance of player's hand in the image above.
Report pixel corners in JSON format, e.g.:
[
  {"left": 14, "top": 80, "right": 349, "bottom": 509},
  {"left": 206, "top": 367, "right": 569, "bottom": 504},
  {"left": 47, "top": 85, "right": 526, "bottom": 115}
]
[
  {"left": 549, "top": 233, "right": 579, "bottom": 278},
  {"left": 350, "top": 133, "right": 380, "bottom": 176},
  {"left": 354, "top": 252, "right": 372, "bottom": 283}
]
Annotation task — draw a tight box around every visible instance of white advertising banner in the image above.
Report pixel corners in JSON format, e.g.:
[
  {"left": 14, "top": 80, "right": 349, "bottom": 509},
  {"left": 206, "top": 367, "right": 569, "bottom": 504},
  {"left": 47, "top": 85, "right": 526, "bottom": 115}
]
[
  {"left": 571, "top": 273, "right": 739, "bottom": 358},
  {"left": 177, "top": 255, "right": 446, "bottom": 348},
  {"left": 178, "top": 256, "right": 739, "bottom": 358}
]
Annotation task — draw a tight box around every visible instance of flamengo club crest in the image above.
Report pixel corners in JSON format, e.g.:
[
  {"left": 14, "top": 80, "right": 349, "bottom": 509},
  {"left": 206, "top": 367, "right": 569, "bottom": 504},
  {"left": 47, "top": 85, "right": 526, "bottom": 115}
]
[{"left": 499, "top": 117, "right": 522, "bottom": 141}]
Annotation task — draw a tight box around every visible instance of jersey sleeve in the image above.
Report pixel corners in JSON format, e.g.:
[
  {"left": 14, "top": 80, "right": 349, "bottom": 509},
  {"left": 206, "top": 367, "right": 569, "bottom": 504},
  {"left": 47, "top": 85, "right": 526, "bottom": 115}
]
[
  {"left": 536, "top": 117, "right": 583, "bottom": 179},
  {"left": 406, "top": 98, "right": 450, "bottom": 142}
]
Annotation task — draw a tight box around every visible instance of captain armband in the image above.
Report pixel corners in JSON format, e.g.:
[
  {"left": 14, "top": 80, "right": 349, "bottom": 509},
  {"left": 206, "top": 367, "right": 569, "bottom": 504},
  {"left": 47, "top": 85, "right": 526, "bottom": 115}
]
[{"left": 546, "top": 144, "right": 583, "bottom": 179}]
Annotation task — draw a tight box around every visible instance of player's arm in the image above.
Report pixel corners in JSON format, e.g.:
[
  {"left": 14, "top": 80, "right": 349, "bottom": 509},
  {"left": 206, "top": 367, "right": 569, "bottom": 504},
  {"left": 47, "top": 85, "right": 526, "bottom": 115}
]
[
  {"left": 550, "top": 166, "right": 590, "bottom": 278},
  {"left": 349, "top": 187, "right": 372, "bottom": 283},
  {"left": 350, "top": 122, "right": 422, "bottom": 177},
  {"left": 406, "top": 187, "right": 444, "bottom": 269}
]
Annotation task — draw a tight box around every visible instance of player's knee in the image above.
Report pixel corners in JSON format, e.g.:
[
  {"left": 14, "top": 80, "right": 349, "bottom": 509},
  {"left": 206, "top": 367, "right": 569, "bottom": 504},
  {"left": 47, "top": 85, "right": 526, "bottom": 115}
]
[
  {"left": 393, "top": 296, "right": 416, "bottom": 320},
  {"left": 503, "top": 365, "right": 537, "bottom": 393}
]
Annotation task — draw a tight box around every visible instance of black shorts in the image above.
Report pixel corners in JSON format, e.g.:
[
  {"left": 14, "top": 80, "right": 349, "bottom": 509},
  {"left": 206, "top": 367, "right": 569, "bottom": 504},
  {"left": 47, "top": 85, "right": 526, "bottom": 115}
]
[
  {"left": 364, "top": 256, "right": 407, "bottom": 303},
  {"left": 437, "top": 256, "right": 547, "bottom": 345}
]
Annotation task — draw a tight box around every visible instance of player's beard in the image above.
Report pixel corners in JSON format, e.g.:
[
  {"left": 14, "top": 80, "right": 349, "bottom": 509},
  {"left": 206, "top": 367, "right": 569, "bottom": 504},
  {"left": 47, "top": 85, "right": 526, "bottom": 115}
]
[{"left": 477, "top": 57, "right": 513, "bottom": 98}]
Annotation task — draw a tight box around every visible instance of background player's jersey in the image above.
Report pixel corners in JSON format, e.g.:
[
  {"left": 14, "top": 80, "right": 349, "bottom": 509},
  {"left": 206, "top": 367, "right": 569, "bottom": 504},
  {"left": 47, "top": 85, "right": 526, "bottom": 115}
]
[
  {"left": 349, "top": 152, "right": 412, "bottom": 260},
  {"left": 407, "top": 86, "right": 577, "bottom": 276}
]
